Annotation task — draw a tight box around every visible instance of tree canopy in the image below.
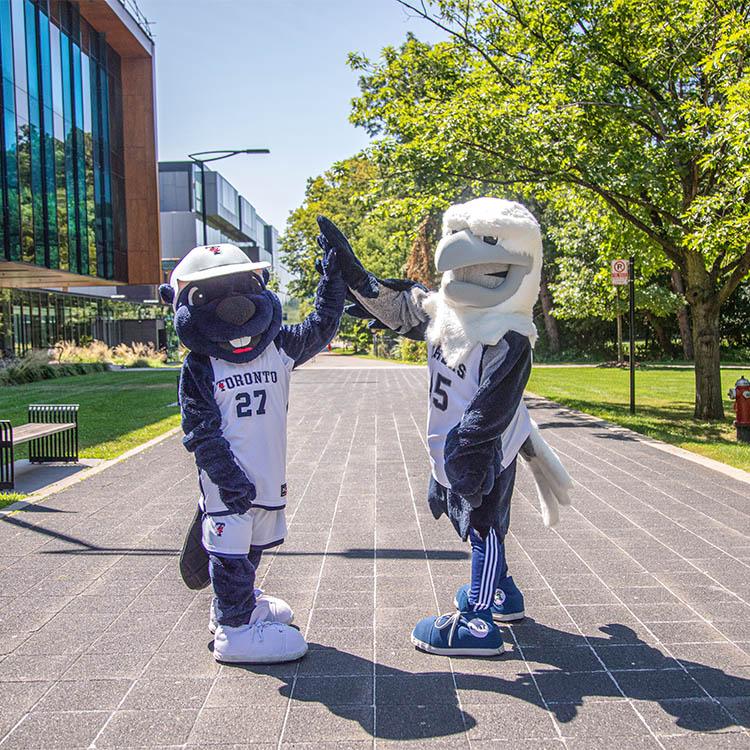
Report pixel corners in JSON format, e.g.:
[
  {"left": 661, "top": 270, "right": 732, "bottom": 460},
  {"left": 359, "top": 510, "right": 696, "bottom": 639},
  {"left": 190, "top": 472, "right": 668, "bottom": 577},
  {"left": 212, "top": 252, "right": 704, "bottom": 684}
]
[
  {"left": 280, "top": 0, "right": 750, "bottom": 418},
  {"left": 346, "top": 0, "right": 750, "bottom": 418}
]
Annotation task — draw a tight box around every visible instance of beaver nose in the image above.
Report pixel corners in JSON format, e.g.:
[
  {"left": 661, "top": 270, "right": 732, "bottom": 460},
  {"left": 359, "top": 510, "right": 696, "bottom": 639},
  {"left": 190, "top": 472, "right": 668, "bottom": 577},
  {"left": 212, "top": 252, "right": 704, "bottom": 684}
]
[{"left": 215, "top": 296, "right": 256, "bottom": 325}]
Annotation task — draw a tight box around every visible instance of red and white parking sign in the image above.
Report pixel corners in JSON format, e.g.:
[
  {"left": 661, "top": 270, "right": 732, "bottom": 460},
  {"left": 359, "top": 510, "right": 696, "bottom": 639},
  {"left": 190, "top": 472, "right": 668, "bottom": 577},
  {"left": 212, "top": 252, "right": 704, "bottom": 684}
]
[{"left": 611, "top": 259, "right": 629, "bottom": 285}]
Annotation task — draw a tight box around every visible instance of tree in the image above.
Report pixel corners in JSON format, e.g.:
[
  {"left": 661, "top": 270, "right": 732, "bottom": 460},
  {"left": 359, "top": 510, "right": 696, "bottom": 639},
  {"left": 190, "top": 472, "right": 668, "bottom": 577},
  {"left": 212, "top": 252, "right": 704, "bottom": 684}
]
[
  {"left": 280, "top": 154, "right": 413, "bottom": 352},
  {"left": 350, "top": 0, "right": 750, "bottom": 419},
  {"left": 405, "top": 214, "right": 440, "bottom": 287}
]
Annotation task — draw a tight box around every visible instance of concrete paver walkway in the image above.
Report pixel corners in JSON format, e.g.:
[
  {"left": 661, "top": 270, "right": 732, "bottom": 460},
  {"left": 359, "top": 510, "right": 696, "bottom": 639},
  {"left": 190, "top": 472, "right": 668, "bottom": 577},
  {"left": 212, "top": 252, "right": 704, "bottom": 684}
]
[{"left": 1, "top": 357, "right": 750, "bottom": 748}]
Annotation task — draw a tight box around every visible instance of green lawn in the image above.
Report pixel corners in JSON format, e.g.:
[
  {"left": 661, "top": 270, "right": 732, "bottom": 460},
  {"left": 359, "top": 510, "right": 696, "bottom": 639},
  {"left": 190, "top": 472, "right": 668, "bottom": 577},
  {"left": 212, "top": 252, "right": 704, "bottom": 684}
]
[
  {"left": 0, "top": 492, "right": 27, "bottom": 510},
  {"left": 527, "top": 366, "right": 750, "bottom": 472},
  {"left": 0, "top": 371, "right": 181, "bottom": 461}
]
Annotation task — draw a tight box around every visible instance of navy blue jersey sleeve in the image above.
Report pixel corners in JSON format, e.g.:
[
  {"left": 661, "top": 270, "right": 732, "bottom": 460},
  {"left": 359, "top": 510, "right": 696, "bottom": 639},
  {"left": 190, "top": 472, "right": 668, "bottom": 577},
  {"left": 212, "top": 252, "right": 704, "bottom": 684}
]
[
  {"left": 443, "top": 332, "right": 532, "bottom": 501},
  {"left": 275, "top": 264, "right": 346, "bottom": 368},
  {"left": 180, "top": 353, "right": 256, "bottom": 513}
]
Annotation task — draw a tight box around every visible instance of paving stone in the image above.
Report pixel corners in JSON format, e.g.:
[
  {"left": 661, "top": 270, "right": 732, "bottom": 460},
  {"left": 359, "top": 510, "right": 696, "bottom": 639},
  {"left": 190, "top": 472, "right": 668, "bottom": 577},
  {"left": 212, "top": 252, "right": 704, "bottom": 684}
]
[
  {"left": 690, "top": 667, "right": 750, "bottom": 699},
  {"left": 282, "top": 703, "right": 374, "bottom": 742},
  {"left": 614, "top": 669, "right": 708, "bottom": 700},
  {"left": 632, "top": 698, "right": 742, "bottom": 736},
  {"left": 376, "top": 672, "right": 455, "bottom": 705},
  {"left": 648, "top": 621, "right": 726, "bottom": 645},
  {"left": 1, "top": 710, "right": 109, "bottom": 749},
  {"left": 143, "top": 650, "right": 220, "bottom": 678},
  {"left": 555, "top": 700, "right": 650, "bottom": 737},
  {"left": 62, "top": 651, "right": 152, "bottom": 680},
  {"left": 0, "top": 654, "right": 76, "bottom": 682},
  {"left": 0, "top": 681, "right": 50, "bottom": 736},
  {"left": 205, "top": 673, "right": 290, "bottom": 707},
  {"left": 660, "top": 733, "right": 750, "bottom": 748},
  {"left": 35, "top": 678, "right": 132, "bottom": 711},
  {"left": 565, "top": 737, "right": 664, "bottom": 749},
  {"left": 462, "top": 701, "right": 559, "bottom": 740},
  {"left": 375, "top": 703, "right": 468, "bottom": 741},
  {"left": 594, "top": 644, "right": 681, "bottom": 671},
  {"left": 520, "top": 645, "right": 604, "bottom": 674},
  {"left": 120, "top": 676, "right": 213, "bottom": 709},
  {"left": 96, "top": 708, "right": 199, "bottom": 747},
  {"left": 534, "top": 670, "right": 621, "bottom": 703},
  {"left": 292, "top": 674, "right": 373, "bottom": 705}
]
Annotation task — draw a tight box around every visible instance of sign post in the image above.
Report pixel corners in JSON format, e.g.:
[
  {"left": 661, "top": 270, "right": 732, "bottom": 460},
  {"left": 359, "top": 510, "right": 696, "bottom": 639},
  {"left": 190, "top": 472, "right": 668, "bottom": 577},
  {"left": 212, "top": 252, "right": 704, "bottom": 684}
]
[
  {"left": 611, "top": 259, "right": 635, "bottom": 414},
  {"left": 629, "top": 256, "right": 636, "bottom": 415}
]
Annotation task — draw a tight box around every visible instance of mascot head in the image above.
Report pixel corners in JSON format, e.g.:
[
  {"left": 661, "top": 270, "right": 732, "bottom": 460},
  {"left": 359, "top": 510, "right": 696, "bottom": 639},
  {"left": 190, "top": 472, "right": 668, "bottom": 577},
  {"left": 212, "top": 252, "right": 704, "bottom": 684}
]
[
  {"left": 435, "top": 197, "right": 542, "bottom": 315},
  {"left": 423, "top": 198, "right": 543, "bottom": 366},
  {"left": 158, "top": 243, "right": 282, "bottom": 364}
]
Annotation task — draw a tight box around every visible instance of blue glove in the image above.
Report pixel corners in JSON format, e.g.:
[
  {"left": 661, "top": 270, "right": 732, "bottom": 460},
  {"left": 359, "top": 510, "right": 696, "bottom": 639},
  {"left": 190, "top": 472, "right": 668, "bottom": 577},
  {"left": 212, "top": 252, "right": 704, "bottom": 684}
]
[{"left": 316, "top": 216, "right": 379, "bottom": 298}]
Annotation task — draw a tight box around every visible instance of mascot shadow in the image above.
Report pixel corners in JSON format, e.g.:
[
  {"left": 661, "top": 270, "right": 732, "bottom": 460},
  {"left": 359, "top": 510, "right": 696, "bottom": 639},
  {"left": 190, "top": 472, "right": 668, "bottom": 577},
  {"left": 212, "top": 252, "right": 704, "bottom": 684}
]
[{"left": 223, "top": 619, "right": 750, "bottom": 741}]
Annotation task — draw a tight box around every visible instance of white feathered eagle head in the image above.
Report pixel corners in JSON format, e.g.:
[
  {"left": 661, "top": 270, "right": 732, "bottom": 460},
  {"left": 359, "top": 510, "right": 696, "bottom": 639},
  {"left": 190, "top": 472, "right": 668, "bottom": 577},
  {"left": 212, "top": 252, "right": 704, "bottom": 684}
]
[{"left": 435, "top": 197, "right": 542, "bottom": 317}]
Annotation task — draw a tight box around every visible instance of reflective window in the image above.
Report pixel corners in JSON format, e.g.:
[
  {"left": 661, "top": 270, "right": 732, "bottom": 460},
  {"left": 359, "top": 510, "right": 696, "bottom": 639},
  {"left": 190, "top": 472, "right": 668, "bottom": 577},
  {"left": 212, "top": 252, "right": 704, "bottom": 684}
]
[
  {"left": 50, "top": 23, "right": 68, "bottom": 269},
  {"left": 10, "top": 0, "right": 27, "bottom": 95},
  {"left": 0, "top": 0, "right": 20, "bottom": 261},
  {"left": 1, "top": 0, "right": 123, "bottom": 279}
]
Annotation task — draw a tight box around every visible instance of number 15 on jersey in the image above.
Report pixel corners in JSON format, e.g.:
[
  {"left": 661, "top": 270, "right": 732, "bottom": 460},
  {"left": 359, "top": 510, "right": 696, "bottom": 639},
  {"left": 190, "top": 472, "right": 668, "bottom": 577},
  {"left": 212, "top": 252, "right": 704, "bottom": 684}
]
[{"left": 430, "top": 373, "right": 451, "bottom": 411}]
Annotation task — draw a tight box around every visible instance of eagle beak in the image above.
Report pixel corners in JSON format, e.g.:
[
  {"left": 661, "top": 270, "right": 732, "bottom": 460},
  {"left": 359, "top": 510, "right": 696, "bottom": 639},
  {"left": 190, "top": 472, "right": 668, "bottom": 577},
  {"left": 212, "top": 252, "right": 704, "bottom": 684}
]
[{"left": 435, "top": 229, "right": 532, "bottom": 273}]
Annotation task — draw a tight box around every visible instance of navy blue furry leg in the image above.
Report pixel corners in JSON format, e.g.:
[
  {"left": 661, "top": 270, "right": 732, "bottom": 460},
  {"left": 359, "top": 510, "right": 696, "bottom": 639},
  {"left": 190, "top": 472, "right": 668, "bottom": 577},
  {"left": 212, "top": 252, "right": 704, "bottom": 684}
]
[
  {"left": 209, "top": 554, "right": 258, "bottom": 627},
  {"left": 495, "top": 538, "right": 509, "bottom": 586}
]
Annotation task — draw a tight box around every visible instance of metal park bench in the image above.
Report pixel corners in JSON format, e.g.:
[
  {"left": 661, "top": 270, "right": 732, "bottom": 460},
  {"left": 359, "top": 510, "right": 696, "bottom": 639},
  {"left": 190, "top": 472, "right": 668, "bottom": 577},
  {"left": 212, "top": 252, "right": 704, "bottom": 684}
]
[{"left": 0, "top": 405, "right": 79, "bottom": 490}]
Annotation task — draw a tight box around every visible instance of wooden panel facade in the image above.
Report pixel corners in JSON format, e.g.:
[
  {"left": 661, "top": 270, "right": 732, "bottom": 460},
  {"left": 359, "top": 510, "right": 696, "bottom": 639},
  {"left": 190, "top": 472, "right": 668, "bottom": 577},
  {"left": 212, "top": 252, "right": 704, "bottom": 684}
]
[{"left": 76, "top": 0, "right": 160, "bottom": 285}]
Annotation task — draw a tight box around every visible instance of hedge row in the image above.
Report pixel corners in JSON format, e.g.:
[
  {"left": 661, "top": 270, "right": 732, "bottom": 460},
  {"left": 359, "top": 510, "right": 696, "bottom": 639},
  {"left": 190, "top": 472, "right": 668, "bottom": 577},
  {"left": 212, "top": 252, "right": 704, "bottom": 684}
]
[{"left": 0, "top": 360, "right": 108, "bottom": 386}]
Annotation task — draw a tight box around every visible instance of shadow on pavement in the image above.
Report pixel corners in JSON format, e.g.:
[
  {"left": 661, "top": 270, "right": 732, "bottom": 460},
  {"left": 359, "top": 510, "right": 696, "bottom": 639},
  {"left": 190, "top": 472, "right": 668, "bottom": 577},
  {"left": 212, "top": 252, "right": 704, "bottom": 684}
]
[
  {"left": 226, "top": 619, "right": 750, "bottom": 740},
  {"left": 0, "top": 513, "right": 469, "bottom": 563},
  {"left": 274, "top": 547, "right": 470, "bottom": 560},
  {"left": 1, "top": 514, "right": 181, "bottom": 556}
]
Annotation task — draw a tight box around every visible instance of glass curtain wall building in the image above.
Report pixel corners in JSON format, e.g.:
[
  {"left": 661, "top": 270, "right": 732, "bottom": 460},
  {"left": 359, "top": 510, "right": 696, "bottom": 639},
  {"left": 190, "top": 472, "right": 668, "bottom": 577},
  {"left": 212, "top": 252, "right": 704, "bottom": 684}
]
[
  {"left": 0, "top": 0, "right": 161, "bottom": 357},
  {"left": 0, "top": 287, "right": 162, "bottom": 355},
  {"left": 1, "top": 0, "right": 122, "bottom": 280}
]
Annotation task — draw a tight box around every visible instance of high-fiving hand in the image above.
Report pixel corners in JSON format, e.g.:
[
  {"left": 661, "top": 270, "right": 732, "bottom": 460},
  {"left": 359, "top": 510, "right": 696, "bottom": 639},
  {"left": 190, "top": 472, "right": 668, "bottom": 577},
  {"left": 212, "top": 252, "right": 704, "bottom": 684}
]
[{"left": 316, "top": 216, "right": 379, "bottom": 298}]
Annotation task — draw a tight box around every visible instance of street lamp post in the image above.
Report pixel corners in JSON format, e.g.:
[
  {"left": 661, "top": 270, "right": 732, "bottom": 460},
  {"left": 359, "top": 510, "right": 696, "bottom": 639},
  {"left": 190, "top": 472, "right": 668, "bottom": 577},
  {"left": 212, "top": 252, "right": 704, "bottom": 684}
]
[{"left": 187, "top": 148, "right": 270, "bottom": 245}]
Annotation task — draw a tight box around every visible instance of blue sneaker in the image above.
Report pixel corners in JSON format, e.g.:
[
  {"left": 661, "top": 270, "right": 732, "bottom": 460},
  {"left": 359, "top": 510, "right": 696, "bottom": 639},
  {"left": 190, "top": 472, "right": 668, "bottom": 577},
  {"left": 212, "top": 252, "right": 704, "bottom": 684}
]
[
  {"left": 410, "top": 608, "right": 504, "bottom": 656},
  {"left": 454, "top": 576, "right": 526, "bottom": 622}
]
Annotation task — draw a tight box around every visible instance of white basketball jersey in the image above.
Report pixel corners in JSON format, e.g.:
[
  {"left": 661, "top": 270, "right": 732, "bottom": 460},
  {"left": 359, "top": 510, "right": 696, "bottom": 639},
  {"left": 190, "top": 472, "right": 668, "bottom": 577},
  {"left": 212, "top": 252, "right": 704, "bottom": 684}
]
[
  {"left": 199, "top": 344, "right": 295, "bottom": 513},
  {"left": 427, "top": 342, "right": 531, "bottom": 489}
]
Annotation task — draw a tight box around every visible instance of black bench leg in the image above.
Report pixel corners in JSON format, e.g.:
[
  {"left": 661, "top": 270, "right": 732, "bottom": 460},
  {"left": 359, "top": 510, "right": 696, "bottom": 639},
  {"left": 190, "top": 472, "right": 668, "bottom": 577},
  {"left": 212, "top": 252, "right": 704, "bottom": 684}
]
[
  {"left": 28, "top": 405, "right": 79, "bottom": 464},
  {"left": 0, "top": 421, "right": 13, "bottom": 490}
]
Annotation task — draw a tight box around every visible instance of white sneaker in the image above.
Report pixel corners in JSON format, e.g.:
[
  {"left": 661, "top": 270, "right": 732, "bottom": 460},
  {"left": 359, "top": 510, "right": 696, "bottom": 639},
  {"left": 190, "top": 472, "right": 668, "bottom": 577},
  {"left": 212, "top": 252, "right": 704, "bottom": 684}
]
[
  {"left": 213, "top": 602, "right": 308, "bottom": 664},
  {"left": 208, "top": 588, "right": 294, "bottom": 634}
]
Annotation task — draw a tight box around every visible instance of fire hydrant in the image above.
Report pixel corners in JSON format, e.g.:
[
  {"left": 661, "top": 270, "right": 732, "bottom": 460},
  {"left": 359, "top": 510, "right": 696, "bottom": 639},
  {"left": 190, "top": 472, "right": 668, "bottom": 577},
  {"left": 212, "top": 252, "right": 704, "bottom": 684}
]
[{"left": 728, "top": 375, "right": 750, "bottom": 443}]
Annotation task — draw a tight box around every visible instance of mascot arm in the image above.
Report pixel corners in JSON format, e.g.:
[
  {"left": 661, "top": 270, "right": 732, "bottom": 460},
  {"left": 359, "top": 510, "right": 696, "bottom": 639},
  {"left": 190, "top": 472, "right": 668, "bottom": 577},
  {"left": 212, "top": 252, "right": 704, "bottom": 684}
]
[
  {"left": 180, "top": 354, "right": 256, "bottom": 513},
  {"left": 276, "top": 256, "right": 347, "bottom": 368},
  {"left": 443, "top": 332, "right": 532, "bottom": 500},
  {"left": 349, "top": 279, "right": 431, "bottom": 341},
  {"left": 316, "top": 214, "right": 430, "bottom": 340}
]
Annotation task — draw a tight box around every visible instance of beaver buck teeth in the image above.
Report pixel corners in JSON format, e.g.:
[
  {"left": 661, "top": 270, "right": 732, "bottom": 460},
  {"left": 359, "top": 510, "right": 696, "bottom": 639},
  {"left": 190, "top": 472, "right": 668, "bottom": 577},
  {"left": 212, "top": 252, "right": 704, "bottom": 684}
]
[{"left": 230, "top": 336, "right": 253, "bottom": 348}]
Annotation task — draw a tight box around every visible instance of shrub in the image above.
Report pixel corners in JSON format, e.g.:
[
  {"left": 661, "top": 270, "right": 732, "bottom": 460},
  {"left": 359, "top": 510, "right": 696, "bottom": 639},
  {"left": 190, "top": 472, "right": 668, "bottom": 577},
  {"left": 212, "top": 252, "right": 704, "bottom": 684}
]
[
  {"left": 111, "top": 342, "right": 166, "bottom": 368},
  {"left": 54, "top": 339, "right": 110, "bottom": 364},
  {"left": 399, "top": 339, "right": 428, "bottom": 363},
  {"left": 0, "top": 350, "right": 106, "bottom": 386},
  {"left": 52, "top": 340, "right": 167, "bottom": 368}
]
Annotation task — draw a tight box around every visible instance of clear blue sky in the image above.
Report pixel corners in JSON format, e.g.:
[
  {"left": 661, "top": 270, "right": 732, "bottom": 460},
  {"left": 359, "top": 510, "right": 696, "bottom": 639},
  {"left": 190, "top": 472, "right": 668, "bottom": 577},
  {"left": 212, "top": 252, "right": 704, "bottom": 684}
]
[{"left": 135, "top": 0, "right": 445, "bottom": 232}]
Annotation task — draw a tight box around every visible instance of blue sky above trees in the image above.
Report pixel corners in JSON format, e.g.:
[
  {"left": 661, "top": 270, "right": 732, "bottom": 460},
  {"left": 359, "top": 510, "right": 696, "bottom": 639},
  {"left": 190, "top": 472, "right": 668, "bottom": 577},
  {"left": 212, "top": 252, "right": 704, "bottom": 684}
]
[{"left": 137, "top": 0, "right": 446, "bottom": 230}]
